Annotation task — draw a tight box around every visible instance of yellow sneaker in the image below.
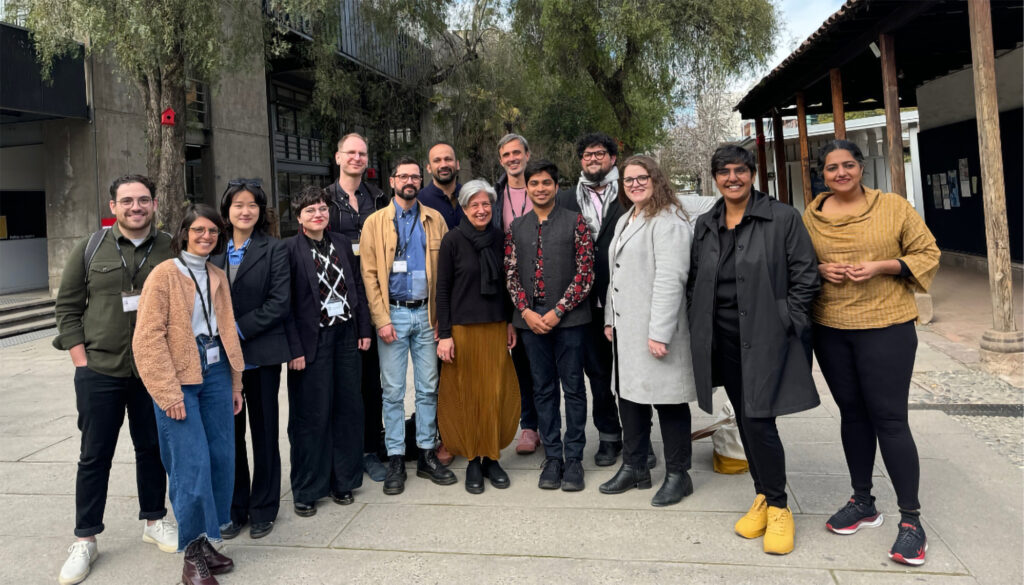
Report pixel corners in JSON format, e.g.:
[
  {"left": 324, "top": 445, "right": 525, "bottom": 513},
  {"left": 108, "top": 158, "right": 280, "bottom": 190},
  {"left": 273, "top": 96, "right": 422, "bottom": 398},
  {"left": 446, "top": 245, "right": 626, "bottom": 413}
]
[
  {"left": 764, "top": 506, "right": 795, "bottom": 555},
  {"left": 734, "top": 494, "right": 768, "bottom": 538}
]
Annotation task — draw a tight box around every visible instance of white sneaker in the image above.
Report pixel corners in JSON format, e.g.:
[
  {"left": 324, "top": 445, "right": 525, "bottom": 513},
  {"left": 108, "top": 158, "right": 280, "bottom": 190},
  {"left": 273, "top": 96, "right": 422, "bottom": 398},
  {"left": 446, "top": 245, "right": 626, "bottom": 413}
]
[
  {"left": 58, "top": 541, "right": 97, "bottom": 585},
  {"left": 142, "top": 519, "right": 178, "bottom": 553}
]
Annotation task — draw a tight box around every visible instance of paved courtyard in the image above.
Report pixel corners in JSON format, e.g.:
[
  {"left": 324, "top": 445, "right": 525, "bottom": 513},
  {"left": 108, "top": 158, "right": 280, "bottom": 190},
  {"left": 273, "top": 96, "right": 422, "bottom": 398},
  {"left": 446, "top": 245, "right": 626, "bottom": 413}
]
[{"left": 1, "top": 267, "right": 1021, "bottom": 585}]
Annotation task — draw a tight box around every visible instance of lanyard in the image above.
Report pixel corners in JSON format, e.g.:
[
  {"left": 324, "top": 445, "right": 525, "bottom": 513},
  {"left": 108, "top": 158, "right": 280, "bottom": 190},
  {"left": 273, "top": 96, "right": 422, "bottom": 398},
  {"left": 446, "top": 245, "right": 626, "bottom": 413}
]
[
  {"left": 393, "top": 210, "right": 418, "bottom": 259},
  {"left": 112, "top": 232, "right": 156, "bottom": 291},
  {"left": 182, "top": 261, "right": 215, "bottom": 337},
  {"left": 505, "top": 185, "right": 528, "bottom": 220}
]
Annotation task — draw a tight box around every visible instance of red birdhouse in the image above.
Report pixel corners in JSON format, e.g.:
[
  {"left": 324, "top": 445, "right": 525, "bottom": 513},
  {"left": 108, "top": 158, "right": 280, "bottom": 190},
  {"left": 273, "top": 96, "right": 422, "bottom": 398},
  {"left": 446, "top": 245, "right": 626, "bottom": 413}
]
[
  {"left": 161, "top": 108, "right": 176, "bottom": 126},
  {"left": 366, "top": 168, "right": 377, "bottom": 179}
]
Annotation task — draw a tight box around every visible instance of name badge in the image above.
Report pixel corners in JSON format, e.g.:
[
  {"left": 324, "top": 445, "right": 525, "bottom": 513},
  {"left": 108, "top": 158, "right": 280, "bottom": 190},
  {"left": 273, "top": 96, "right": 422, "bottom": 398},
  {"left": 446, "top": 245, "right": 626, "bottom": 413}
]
[
  {"left": 121, "top": 292, "right": 140, "bottom": 312},
  {"left": 352, "top": 243, "right": 360, "bottom": 256},
  {"left": 204, "top": 339, "right": 221, "bottom": 365},
  {"left": 393, "top": 260, "right": 408, "bottom": 273},
  {"left": 326, "top": 298, "right": 347, "bottom": 317}
]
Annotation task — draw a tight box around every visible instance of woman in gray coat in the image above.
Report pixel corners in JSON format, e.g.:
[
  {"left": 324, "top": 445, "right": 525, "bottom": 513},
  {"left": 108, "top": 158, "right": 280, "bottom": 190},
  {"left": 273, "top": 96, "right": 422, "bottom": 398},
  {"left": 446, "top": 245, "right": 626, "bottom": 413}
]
[
  {"left": 687, "top": 145, "right": 820, "bottom": 555},
  {"left": 600, "top": 155, "right": 697, "bottom": 508}
]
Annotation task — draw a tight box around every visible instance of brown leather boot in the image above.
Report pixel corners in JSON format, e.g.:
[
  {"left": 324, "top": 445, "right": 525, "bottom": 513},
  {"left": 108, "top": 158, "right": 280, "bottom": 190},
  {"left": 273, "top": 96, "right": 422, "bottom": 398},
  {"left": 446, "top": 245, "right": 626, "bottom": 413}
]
[
  {"left": 201, "top": 538, "right": 234, "bottom": 575},
  {"left": 182, "top": 538, "right": 219, "bottom": 585}
]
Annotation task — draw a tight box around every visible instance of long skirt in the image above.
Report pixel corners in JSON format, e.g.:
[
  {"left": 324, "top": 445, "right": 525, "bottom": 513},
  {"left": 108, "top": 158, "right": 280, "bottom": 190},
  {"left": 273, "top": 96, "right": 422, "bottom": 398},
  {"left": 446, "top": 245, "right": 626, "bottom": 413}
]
[{"left": 438, "top": 322, "right": 520, "bottom": 460}]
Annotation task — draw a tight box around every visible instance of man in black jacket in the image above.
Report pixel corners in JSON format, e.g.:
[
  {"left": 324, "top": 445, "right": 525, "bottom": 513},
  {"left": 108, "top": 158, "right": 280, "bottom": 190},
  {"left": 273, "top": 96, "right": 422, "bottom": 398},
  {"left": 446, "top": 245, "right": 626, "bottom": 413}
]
[
  {"left": 327, "top": 132, "right": 391, "bottom": 482},
  {"left": 556, "top": 133, "right": 627, "bottom": 467}
]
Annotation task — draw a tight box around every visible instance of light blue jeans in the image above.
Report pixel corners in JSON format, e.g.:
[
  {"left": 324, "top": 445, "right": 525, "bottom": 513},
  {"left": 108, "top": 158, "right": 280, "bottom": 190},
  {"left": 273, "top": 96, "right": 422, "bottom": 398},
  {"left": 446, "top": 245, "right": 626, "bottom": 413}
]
[{"left": 377, "top": 305, "right": 438, "bottom": 455}]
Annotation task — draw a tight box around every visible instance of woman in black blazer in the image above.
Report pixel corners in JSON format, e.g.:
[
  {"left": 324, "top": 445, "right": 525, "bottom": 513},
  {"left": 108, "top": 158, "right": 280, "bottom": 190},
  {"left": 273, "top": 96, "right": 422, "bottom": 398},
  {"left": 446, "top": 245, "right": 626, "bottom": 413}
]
[
  {"left": 210, "top": 179, "right": 291, "bottom": 540},
  {"left": 283, "top": 186, "right": 373, "bottom": 517}
]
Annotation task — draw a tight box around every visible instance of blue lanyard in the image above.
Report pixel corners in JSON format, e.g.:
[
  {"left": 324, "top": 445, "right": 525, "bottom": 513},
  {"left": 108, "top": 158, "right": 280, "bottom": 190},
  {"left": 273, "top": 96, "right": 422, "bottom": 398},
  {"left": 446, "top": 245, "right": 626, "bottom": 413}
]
[{"left": 394, "top": 211, "right": 417, "bottom": 259}]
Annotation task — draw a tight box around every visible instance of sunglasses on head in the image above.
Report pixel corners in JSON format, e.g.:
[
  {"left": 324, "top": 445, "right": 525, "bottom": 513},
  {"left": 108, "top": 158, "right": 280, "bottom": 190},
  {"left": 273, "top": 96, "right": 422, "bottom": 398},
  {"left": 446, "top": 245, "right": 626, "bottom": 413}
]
[{"left": 227, "top": 178, "right": 263, "bottom": 188}]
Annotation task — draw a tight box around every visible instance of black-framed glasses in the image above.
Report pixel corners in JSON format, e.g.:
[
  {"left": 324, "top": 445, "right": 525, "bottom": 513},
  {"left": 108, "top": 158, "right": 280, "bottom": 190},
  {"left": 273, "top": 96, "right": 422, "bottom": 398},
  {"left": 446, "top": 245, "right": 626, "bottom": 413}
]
[
  {"left": 393, "top": 174, "right": 423, "bottom": 183},
  {"left": 622, "top": 175, "right": 651, "bottom": 187},
  {"left": 581, "top": 150, "right": 609, "bottom": 161}
]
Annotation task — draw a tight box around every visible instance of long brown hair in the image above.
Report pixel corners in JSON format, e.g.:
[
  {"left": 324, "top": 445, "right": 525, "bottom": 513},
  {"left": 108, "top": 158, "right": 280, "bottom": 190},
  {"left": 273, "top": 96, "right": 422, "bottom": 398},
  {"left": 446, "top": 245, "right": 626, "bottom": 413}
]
[{"left": 621, "top": 155, "right": 688, "bottom": 222}]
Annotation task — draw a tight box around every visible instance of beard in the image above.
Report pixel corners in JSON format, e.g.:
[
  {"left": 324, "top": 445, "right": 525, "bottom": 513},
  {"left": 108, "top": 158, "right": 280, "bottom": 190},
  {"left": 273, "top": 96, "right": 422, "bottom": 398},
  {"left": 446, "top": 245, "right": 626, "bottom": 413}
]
[
  {"left": 433, "top": 168, "right": 456, "bottom": 185},
  {"left": 583, "top": 168, "right": 610, "bottom": 183},
  {"left": 396, "top": 186, "right": 418, "bottom": 201}
]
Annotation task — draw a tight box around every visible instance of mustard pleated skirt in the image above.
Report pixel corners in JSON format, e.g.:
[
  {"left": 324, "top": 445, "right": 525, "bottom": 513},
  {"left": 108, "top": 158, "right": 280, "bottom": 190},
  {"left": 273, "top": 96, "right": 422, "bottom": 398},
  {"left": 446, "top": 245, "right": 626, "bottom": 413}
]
[{"left": 438, "top": 322, "right": 521, "bottom": 460}]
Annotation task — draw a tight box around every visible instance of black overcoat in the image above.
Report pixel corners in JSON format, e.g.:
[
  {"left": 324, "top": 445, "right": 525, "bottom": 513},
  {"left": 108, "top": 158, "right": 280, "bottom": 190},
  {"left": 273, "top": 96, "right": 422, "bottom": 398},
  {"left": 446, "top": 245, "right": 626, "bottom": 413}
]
[
  {"left": 686, "top": 190, "right": 820, "bottom": 418},
  {"left": 210, "top": 231, "right": 292, "bottom": 366}
]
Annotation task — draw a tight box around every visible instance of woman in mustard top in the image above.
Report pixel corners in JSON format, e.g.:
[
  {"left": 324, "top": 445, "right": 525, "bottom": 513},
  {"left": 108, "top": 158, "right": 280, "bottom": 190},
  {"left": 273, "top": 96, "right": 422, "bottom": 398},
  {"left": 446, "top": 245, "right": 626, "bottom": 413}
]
[{"left": 802, "top": 140, "right": 940, "bottom": 567}]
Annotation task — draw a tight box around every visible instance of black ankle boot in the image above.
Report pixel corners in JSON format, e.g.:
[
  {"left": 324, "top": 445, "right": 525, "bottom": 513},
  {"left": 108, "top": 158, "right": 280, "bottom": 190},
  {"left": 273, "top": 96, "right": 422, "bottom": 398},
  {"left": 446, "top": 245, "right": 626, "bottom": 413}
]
[
  {"left": 465, "top": 458, "right": 484, "bottom": 494},
  {"left": 599, "top": 463, "right": 652, "bottom": 494},
  {"left": 651, "top": 470, "right": 693, "bottom": 507},
  {"left": 482, "top": 457, "right": 510, "bottom": 489}
]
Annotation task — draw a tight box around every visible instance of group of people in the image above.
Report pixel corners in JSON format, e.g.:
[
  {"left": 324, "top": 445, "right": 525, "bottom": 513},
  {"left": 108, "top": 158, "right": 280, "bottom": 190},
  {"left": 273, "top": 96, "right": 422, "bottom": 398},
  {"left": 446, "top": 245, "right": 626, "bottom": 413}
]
[{"left": 52, "top": 130, "right": 940, "bottom": 585}]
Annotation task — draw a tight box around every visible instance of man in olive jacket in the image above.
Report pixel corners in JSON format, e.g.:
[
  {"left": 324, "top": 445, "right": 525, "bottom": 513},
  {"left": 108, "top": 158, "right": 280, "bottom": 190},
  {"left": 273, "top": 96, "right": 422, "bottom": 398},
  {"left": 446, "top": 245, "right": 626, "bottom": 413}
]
[{"left": 52, "top": 175, "right": 177, "bottom": 585}]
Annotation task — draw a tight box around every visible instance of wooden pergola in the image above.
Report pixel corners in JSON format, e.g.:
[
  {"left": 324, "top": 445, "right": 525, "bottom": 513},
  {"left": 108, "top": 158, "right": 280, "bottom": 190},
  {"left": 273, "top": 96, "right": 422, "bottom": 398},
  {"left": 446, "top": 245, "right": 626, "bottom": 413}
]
[{"left": 736, "top": 0, "right": 1022, "bottom": 353}]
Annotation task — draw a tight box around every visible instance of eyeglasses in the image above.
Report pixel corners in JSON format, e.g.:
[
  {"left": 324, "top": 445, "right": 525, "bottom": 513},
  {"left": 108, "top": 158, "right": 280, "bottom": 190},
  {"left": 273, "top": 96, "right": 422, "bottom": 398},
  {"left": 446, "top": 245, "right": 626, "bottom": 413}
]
[
  {"left": 622, "top": 175, "right": 651, "bottom": 187},
  {"left": 340, "top": 150, "right": 368, "bottom": 159},
  {"left": 227, "top": 178, "right": 262, "bottom": 188},
  {"left": 300, "top": 205, "right": 330, "bottom": 216},
  {"left": 715, "top": 167, "right": 752, "bottom": 179},
  {"left": 394, "top": 174, "right": 422, "bottom": 183},
  {"left": 115, "top": 196, "right": 154, "bottom": 208},
  {"left": 189, "top": 227, "right": 220, "bottom": 236},
  {"left": 581, "top": 150, "right": 609, "bottom": 161}
]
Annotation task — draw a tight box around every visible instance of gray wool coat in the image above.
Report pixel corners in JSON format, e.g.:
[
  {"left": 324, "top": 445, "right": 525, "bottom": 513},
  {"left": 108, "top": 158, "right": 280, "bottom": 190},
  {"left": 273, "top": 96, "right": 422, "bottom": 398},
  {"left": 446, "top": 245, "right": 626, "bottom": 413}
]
[{"left": 604, "top": 207, "right": 698, "bottom": 405}]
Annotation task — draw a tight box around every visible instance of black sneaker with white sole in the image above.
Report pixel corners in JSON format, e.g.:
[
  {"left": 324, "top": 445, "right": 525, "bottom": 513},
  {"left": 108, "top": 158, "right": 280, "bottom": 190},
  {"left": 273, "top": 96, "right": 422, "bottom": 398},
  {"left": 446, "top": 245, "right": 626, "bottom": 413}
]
[
  {"left": 889, "top": 517, "right": 928, "bottom": 566},
  {"left": 826, "top": 497, "right": 883, "bottom": 534}
]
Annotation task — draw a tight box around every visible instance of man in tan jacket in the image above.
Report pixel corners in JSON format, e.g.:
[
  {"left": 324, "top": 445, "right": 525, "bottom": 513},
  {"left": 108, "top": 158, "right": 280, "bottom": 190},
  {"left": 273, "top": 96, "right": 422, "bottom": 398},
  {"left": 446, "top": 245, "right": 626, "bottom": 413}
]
[{"left": 360, "top": 156, "right": 454, "bottom": 496}]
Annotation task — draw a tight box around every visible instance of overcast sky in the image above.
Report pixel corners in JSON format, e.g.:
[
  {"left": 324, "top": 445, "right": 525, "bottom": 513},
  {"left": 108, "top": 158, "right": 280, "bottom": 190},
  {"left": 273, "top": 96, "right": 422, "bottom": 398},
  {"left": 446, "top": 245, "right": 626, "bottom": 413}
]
[{"left": 745, "top": 0, "right": 846, "bottom": 88}]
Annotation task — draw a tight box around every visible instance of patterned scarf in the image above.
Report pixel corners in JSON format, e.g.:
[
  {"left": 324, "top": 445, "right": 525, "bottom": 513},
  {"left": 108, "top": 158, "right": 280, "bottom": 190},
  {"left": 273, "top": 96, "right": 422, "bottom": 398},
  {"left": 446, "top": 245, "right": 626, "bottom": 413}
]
[{"left": 575, "top": 165, "right": 620, "bottom": 237}]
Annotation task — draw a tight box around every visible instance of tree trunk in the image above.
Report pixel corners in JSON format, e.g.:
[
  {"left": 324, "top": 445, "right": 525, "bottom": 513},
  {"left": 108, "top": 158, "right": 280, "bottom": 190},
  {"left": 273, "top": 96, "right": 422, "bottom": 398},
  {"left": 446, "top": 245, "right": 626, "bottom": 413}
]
[{"left": 144, "top": 52, "right": 188, "bottom": 233}]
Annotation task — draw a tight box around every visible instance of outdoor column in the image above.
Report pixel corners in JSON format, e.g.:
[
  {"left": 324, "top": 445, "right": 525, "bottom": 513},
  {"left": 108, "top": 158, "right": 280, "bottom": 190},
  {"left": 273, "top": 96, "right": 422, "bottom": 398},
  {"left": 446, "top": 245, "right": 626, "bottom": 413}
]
[
  {"left": 771, "top": 110, "right": 789, "bottom": 204},
  {"left": 830, "top": 68, "right": 846, "bottom": 140},
  {"left": 968, "top": 0, "right": 1023, "bottom": 353},
  {"left": 796, "top": 92, "right": 813, "bottom": 207},
  {"left": 878, "top": 33, "right": 907, "bottom": 196},
  {"left": 754, "top": 117, "right": 770, "bottom": 193}
]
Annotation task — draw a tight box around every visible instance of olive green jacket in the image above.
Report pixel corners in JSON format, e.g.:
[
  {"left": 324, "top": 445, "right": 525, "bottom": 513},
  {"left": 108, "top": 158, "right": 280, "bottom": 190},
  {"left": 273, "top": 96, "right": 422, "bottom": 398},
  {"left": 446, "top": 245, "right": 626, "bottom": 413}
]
[{"left": 53, "top": 224, "right": 174, "bottom": 377}]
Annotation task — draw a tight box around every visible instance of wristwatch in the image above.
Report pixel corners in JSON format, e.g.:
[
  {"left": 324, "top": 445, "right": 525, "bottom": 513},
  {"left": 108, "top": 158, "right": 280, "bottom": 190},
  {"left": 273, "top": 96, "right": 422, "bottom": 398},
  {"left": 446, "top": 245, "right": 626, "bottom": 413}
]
[{"left": 553, "top": 306, "right": 565, "bottom": 319}]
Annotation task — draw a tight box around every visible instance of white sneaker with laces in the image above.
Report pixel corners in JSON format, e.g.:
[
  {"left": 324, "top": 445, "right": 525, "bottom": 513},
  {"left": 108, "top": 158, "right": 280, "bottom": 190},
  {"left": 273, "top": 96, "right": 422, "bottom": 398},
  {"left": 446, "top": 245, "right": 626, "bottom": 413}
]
[
  {"left": 58, "top": 540, "right": 97, "bottom": 585},
  {"left": 142, "top": 519, "right": 178, "bottom": 553}
]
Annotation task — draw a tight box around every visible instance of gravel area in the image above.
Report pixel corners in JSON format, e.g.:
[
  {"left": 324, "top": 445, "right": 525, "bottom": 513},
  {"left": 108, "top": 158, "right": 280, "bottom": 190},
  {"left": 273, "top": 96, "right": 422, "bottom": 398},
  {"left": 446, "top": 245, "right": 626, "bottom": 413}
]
[{"left": 950, "top": 414, "right": 1024, "bottom": 468}]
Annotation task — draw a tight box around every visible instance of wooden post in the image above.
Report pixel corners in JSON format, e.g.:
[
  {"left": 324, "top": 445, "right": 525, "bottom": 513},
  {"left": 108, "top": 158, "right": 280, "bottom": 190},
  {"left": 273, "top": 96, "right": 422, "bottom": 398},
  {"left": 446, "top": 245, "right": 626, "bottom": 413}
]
[
  {"left": 754, "top": 117, "right": 769, "bottom": 193},
  {"left": 796, "top": 92, "right": 813, "bottom": 207},
  {"left": 771, "top": 111, "right": 789, "bottom": 204},
  {"left": 878, "top": 33, "right": 907, "bottom": 197},
  {"left": 968, "top": 0, "right": 1023, "bottom": 352},
  {"left": 830, "top": 68, "right": 846, "bottom": 140}
]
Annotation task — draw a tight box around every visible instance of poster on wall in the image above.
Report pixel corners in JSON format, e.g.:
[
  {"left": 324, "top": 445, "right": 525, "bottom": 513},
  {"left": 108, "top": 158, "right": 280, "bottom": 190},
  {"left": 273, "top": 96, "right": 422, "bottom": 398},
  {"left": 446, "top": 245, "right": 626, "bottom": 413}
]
[
  {"left": 947, "top": 170, "right": 960, "bottom": 208},
  {"left": 932, "top": 173, "right": 943, "bottom": 208},
  {"left": 958, "top": 158, "right": 971, "bottom": 198}
]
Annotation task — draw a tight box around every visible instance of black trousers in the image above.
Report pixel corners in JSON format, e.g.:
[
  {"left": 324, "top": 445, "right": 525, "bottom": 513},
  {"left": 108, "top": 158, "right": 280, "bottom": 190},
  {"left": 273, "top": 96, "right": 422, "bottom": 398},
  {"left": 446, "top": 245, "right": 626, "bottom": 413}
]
[
  {"left": 73, "top": 366, "right": 167, "bottom": 537},
  {"left": 511, "top": 335, "right": 538, "bottom": 431},
  {"left": 618, "top": 397, "right": 691, "bottom": 473},
  {"left": 286, "top": 322, "right": 364, "bottom": 503},
  {"left": 814, "top": 320, "right": 920, "bottom": 511},
  {"left": 230, "top": 364, "right": 282, "bottom": 525},
  {"left": 584, "top": 318, "right": 622, "bottom": 441},
  {"left": 714, "top": 333, "right": 789, "bottom": 508},
  {"left": 361, "top": 337, "right": 384, "bottom": 455}
]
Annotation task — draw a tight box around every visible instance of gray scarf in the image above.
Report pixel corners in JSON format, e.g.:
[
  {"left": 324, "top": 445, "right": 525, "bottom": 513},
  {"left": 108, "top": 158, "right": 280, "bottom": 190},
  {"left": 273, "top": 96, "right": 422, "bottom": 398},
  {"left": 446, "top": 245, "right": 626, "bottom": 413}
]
[{"left": 575, "top": 165, "right": 619, "bottom": 237}]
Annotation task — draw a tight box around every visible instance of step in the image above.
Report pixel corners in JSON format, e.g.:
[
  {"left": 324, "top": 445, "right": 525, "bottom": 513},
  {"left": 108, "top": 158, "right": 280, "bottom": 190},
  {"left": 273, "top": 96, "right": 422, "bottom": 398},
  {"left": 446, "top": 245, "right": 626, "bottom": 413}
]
[
  {"left": 0, "top": 296, "right": 55, "bottom": 316},
  {"left": 0, "top": 316, "right": 56, "bottom": 339},
  {"left": 0, "top": 305, "right": 56, "bottom": 328}
]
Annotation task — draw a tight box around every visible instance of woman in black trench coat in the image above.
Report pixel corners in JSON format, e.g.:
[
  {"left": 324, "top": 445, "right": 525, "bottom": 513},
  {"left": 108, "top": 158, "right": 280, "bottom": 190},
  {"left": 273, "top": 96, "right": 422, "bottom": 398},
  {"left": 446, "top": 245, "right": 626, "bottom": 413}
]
[{"left": 687, "top": 145, "right": 820, "bottom": 556}]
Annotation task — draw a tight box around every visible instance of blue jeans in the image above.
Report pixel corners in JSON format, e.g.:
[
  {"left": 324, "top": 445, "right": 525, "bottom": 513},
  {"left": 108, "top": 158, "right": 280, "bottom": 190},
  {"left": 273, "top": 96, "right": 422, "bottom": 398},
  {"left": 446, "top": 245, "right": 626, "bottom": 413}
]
[
  {"left": 520, "top": 325, "right": 588, "bottom": 461},
  {"left": 152, "top": 339, "right": 234, "bottom": 550},
  {"left": 377, "top": 305, "right": 438, "bottom": 455}
]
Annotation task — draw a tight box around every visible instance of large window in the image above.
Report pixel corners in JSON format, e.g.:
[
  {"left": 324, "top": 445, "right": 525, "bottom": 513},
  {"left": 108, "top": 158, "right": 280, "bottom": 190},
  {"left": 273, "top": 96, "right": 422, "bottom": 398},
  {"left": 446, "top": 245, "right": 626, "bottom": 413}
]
[{"left": 276, "top": 172, "right": 330, "bottom": 237}]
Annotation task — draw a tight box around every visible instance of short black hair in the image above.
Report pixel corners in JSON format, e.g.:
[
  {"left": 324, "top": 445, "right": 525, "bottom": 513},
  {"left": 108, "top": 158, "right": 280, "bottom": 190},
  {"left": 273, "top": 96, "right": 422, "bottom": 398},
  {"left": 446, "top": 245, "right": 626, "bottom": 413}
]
[
  {"left": 220, "top": 179, "right": 269, "bottom": 234},
  {"left": 109, "top": 174, "right": 155, "bottom": 200},
  {"left": 171, "top": 204, "right": 226, "bottom": 256},
  {"left": 392, "top": 156, "right": 421, "bottom": 176},
  {"left": 290, "top": 185, "right": 329, "bottom": 218},
  {"left": 575, "top": 133, "right": 618, "bottom": 160},
  {"left": 710, "top": 145, "right": 757, "bottom": 175},
  {"left": 524, "top": 159, "right": 560, "bottom": 185},
  {"left": 818, "top": 139, "right": 865, "bottom": 168}
]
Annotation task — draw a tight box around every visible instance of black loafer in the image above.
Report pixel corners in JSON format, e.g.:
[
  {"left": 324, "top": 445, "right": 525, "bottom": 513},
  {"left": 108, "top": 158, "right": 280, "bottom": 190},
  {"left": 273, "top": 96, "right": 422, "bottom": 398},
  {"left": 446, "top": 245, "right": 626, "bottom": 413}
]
[
  {"left": 482, "top": 457, "right": 510, "bottom": 489},
  {"left": 249, "top": 521, "right": 274, "bottom": 539},
  {"left": 294, "top": 501, "right": 316, "bottom": 517},
  {"left": 594, "top": 440, "right": 623, "bottom": 467},
  {"left": 219, "top": 520, "right": 244, "bottom": 540},
  {"left": 331, "top": 491, "right": 354, "bottom": 505}
]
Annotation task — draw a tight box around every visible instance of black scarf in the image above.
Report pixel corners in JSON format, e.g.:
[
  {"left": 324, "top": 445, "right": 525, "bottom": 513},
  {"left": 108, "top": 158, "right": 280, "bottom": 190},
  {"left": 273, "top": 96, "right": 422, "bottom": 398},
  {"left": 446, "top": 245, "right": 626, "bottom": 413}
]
[{"left": 456, "top": 221, "right": 501, "bottom": 296}]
